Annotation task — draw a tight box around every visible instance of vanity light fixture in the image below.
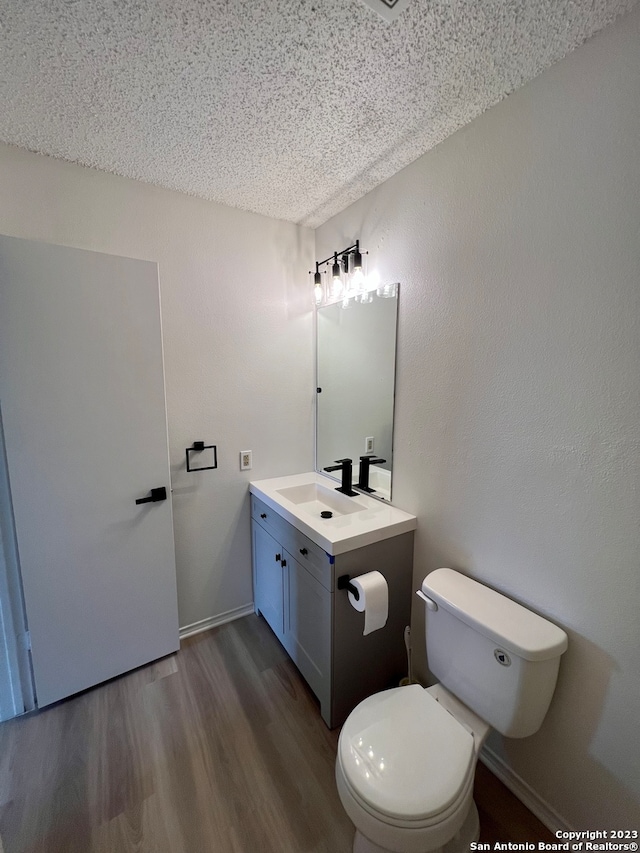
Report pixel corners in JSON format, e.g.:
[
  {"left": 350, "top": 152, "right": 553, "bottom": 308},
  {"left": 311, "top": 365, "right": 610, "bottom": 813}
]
[{"left": 311, "top": 240, "right": 378, "bottom": 307}]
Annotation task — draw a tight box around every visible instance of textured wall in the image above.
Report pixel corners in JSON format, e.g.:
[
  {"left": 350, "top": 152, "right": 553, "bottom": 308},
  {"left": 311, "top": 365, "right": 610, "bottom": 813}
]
[
  {"left": 0, "top": 145, "right": 315, "bottom": 632},
  {"left": 316, "top": 7, "right": 640, "bottom": 828}
]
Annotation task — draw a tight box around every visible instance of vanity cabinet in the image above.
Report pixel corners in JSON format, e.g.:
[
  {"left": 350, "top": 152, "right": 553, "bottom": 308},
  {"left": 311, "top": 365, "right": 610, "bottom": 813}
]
[{"left": 251, "top": 494, "right": 414, "bottom": 728}]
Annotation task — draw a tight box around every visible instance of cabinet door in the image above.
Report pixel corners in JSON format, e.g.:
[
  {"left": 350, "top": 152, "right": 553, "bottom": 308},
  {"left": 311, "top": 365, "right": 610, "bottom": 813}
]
[
  {"left": 252, "top": 522, "right": 285, "bottom": 640},
  {"left": 284, "top": 551, "right": 331, "bottom": 714}
]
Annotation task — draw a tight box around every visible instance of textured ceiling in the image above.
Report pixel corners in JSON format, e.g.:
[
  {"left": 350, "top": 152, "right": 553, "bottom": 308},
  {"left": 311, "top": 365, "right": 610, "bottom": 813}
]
[{"left": 0, "top": 0, "right": 636, "bottom": 226}]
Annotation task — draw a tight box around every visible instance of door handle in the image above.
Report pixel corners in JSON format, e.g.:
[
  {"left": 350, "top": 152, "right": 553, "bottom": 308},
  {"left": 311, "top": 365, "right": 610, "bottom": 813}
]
[{"left": 135, "top": 486, "right": 167, "bottom": 505}]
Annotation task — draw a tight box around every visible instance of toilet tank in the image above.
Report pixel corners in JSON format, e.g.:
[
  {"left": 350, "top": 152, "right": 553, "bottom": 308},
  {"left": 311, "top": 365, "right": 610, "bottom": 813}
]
[{"left": 421, "top": 569, "right": 568, "bottom": 738}]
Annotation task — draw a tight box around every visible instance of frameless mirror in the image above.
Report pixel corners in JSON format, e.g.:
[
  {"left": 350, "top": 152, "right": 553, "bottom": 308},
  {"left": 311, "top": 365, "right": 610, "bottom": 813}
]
[{"left": 316, "top": 287, "right": 399, "bottom": 501}]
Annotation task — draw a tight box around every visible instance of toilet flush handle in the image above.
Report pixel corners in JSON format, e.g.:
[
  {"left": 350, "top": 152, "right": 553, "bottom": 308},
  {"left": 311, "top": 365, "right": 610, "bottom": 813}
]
[{"left": 416, "top": 589, "right": 438, "bottom": 611}]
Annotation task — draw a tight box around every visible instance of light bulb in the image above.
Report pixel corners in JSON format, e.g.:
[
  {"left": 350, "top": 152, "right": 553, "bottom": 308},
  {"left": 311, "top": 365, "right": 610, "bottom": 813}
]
[
  {"left": 313, "top": 268, "right": 323, "bottom": 305},
  {"left": 351, "top": 268, "right": 365, "bottom": 291},
  {"left": 352, "top": 241, "right": 363, "bottom": 274},
  {"left": 331, "top": 255, "right": 343, "bottom": 298}
]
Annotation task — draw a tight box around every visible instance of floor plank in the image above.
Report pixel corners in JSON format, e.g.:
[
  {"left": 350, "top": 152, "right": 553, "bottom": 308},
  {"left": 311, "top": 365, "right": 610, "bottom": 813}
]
[
  {"left": 475, "top": 761, "right": 556, "bottom": 844},
  {"left": 1, "top": 614, "right": 555, "bottom": 852}
]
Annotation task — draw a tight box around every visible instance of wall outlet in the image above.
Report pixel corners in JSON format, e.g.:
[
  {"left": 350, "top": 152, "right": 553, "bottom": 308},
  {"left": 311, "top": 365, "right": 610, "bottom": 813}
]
[
  {"left": 240, "top": 450, "right": 252, "bottom": 471},
  {"left": 365, "top": 436, "right": 374, "bottom": 454}
]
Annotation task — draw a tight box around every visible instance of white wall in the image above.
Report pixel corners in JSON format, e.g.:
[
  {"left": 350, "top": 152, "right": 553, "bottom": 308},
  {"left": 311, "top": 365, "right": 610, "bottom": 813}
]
[
  {"left": 0, "top": 144, "right": 315, "bottom": 633},
  {"left": 316, "top": 7, "right": 640, "bottom": 829}
]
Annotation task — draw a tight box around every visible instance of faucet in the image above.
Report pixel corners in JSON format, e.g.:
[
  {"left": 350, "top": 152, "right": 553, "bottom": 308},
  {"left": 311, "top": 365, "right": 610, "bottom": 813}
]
[
  {"left": 323, "top": 458, "right": 358, "bottom": 496},
  {"left": 356, "top": 455, "right": 386, "bottom": 493}
]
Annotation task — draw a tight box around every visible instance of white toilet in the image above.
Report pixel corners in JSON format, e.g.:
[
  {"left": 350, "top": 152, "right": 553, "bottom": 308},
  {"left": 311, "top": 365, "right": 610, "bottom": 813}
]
[{"left": 335, "top": 568, "right": 568, "bottom": 853}]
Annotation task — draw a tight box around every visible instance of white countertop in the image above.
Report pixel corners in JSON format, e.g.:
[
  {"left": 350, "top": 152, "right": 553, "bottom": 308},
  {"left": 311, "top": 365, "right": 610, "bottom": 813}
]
[{"left": 249, "top": 472, "right": 417, "bottom": 556}]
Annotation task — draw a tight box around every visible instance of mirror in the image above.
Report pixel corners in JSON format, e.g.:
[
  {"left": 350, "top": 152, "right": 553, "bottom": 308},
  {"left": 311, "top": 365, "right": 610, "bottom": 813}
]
[{"left": 316, "top": 287, "right": 399, "bottom": 501}]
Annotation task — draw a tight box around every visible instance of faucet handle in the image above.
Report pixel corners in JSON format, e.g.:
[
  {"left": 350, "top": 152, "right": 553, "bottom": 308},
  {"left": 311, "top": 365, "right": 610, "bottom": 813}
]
[{"left": 334, "top": 458, "right": 353, "bottom": 465}]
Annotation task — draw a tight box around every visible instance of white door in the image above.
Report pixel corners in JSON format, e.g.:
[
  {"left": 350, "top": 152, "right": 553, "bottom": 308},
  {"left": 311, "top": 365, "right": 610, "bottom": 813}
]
[{"left": 0, "top": 234, "right": 179, "bottom": 707}]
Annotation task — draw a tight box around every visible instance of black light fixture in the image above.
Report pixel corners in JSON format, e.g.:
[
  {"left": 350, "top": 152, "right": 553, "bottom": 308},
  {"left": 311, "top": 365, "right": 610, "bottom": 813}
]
[
  {"left": 310, "top": 240, "right": 362, "bottom": 305},
  {"left": 310, "top": 240, "right": 370, "bottom": 306}
]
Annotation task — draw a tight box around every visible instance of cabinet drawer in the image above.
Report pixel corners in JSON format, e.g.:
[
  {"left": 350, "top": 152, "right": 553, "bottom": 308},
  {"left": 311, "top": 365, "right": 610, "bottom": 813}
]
[
  {"left": 251, "top": 495, "right": 287, "bottom": 539},
  {"left": 282, "top": 527, "right": 333, "bottom": 592}
]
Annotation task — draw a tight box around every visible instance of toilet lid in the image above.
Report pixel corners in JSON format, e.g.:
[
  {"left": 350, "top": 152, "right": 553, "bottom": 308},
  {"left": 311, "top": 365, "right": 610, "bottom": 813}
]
[{"left": 339, "top": 686, "right": 475, "bottom": 821}]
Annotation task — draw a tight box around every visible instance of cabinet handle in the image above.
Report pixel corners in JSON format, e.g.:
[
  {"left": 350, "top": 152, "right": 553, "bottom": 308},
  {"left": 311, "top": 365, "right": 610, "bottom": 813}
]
[
  {"left": 281, "top": 558, "right": 287, "bottom": 567},
  {"left": 275, "top": 553, "right": 281, "bottom": 562},
  {"left": 299, "top": 548, "right": 308, "bottom": 556},
  {"left": 260, "top": 513, "right": 267, "bottom": 519}
]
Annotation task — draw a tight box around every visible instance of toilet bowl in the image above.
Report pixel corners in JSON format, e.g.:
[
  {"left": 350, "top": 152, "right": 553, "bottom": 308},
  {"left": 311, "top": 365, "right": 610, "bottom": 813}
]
[
  {"left": 335, "top": 568, "right": 568, "bottom": 853},
  {"left": 335, "top": 684, "right": 488, "bottom": 853}
]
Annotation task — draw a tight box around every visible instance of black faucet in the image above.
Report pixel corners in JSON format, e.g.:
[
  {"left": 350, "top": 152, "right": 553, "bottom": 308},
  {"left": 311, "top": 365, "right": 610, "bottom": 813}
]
[
  {"left": 356, "top": 455, "right": 387, "bottom": 493},
  {"left": 323, "top": 458, "right": 358, "bottom": 496}
]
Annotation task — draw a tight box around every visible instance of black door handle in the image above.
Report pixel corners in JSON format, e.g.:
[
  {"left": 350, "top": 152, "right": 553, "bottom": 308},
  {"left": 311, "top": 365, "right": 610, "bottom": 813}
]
[{"left": 135, "top": 486, "right": 167, "bottom": 505}]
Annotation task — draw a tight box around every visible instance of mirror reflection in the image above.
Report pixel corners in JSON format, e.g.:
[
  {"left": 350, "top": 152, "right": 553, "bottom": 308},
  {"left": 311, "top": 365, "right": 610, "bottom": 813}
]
[{"left": 316, "top": 287, "right": 399, "bottom": 501}]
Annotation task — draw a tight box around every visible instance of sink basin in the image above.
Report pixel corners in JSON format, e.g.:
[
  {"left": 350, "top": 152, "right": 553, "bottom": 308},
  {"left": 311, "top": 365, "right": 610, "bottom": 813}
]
[
  {"left": 251, "top": 473, "right": 417, "bottom": 555},
  {"left": 276, "top": 483, "right": 366, "bottom": 517}
]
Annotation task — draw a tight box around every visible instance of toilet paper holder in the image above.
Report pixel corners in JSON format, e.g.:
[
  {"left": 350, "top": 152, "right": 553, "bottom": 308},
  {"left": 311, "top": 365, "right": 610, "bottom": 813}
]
[{"left": 337, "top": 574, "right": 360, "bottom": 602}]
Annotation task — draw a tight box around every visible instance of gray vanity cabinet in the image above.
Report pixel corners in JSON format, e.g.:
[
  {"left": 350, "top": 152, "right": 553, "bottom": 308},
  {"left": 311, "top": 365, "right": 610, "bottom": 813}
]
[
  {"left": 251, "top": 494, "right": 414, "bottom": 728},
  {"left": 251, "top": 496, "right": 332, "bottom": 717}
]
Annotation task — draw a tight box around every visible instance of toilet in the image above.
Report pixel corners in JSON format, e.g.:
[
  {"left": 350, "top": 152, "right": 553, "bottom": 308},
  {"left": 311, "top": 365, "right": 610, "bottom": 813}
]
[{"left": 335, "top": 568, "right": 568, "bottom": 853}]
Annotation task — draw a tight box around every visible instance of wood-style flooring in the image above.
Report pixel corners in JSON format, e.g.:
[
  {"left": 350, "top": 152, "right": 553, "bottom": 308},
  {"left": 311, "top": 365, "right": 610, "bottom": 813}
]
[{"left": 0, "top": 614, "right": 555, "bottom": 852}]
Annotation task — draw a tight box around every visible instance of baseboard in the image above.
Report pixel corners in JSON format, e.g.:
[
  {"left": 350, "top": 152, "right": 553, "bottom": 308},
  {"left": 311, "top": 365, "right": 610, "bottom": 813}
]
[
  {"left": 179, "top": 603, "right": 255, "bottom": 640},
  {"left": 480, "top": 746, "right": 574, "bottom": 833}
]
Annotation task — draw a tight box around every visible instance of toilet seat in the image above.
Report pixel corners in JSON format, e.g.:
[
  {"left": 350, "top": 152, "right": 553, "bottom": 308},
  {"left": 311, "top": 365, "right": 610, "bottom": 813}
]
[{"left": 338, "top": 685, "right": 475, "bottom": 825}]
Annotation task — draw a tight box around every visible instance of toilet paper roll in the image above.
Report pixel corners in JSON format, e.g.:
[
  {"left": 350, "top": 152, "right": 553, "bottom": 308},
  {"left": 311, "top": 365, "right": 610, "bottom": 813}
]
[{"left": 348, "top": 571, "right": 388, "bottom": 635}]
